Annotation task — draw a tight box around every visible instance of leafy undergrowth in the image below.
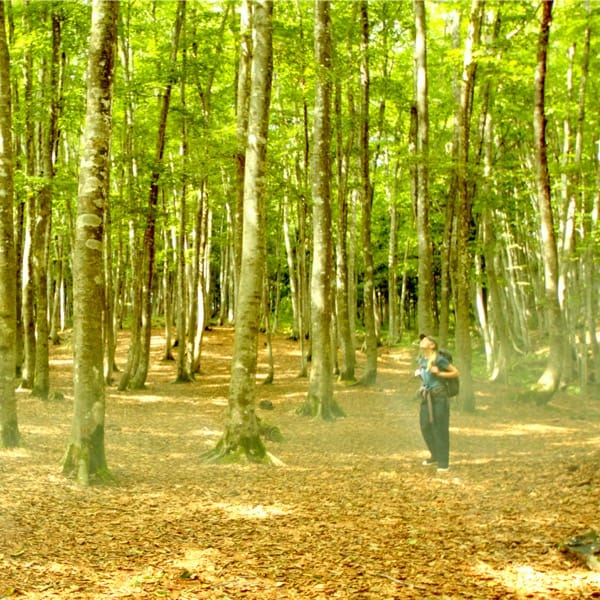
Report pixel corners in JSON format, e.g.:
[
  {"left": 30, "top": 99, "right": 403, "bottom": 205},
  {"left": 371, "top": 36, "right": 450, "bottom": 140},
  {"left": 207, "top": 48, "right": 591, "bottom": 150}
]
[{"left": 1, "top": 327, "right": 599, "bottom": 599}]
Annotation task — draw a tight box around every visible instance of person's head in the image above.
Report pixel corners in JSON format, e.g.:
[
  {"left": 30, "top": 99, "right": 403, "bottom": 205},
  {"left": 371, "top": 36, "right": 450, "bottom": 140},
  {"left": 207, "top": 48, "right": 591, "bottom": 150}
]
[{"left": 419, "top": 334, "right": 438, "bottom": 354}]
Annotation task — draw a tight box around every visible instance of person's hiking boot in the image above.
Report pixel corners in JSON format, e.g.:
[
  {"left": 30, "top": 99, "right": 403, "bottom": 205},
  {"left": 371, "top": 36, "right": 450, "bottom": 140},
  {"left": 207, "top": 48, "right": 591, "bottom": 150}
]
[
  {"left": 436, "top": 467, "right": 449, "bottom": 473},
  {"left": 422, "top": 458, "right": 437, "bottom": 466}
]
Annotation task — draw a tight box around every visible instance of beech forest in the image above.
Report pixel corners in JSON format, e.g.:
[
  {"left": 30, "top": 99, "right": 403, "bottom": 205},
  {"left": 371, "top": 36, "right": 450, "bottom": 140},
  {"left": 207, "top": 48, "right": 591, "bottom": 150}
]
[{"left": 0, "top": 1, "right": 599, "bottom": 598}]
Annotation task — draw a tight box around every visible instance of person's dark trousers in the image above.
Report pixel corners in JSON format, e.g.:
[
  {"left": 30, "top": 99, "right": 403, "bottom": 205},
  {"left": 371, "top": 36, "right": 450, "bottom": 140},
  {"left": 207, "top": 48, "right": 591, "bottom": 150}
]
[{"left": 419, "top": 394, "right": 450, "bottom": 468}]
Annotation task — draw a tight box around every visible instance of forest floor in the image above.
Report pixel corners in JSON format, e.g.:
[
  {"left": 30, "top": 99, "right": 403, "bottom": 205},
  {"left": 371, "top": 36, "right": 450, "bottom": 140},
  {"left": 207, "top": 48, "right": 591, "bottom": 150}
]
[{"left": 1, "top": 326, "right": 599, "bottom": 600}]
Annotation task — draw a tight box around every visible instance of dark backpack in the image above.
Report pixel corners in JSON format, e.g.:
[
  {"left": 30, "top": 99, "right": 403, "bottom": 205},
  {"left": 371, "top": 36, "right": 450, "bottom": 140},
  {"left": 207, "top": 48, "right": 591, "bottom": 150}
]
[{"left": 438, "top": 349, "right": 460, "bottom": 398}]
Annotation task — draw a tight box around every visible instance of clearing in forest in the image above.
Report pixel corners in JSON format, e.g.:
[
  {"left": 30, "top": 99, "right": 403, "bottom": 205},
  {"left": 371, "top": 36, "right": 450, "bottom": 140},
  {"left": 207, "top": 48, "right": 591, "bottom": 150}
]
[{"left": 1, "top": 327, "right": 599, "bottom": 599}]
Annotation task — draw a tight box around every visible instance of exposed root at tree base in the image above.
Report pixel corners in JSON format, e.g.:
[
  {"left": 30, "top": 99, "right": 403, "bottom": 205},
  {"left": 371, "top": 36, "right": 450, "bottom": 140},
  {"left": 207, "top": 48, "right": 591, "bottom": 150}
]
[{"left": 201, "top": 446, "right": 284, "bottom": 466}]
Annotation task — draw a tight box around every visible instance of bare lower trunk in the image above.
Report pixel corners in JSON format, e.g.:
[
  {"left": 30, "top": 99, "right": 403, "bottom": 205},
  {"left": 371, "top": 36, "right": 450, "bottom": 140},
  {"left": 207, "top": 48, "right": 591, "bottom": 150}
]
[{"left": 203, "top": 0, "right": 276, "bottom": 464}]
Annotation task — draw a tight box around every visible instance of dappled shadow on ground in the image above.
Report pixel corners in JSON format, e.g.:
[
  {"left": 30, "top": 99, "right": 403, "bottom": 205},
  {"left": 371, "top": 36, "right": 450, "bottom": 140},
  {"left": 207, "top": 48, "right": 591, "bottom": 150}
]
[{"left": 1, "top": 327, "right": 599, "bottom": 599}]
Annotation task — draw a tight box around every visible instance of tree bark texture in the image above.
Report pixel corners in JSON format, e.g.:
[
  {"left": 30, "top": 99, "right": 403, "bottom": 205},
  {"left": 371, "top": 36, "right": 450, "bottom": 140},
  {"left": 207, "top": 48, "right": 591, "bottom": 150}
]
[
  {"left": 413, "top": 0, "right": 434, "bottom": 337},
  {"left": 234, "top": 0, "right": 252, "bottom": 308},
  {"left": 454, "top": 0, "right": 483, "bottom": 412},
  {"left": 334, "top": 78, "right": 355, "bottom": 381},
  {"left": 62, "top": 0, "right": 118, "bottom": 483},
  {"left": 531, "top": 0, "right": 565, "bottom": 403},
  {"left": 20, "top": 1, "right": 37, "bottom": 389},
  {"left": 204, "top": 0, "right": 275, "bottom": 464},
  {"left": 359, "top": 1, "right": 378, "bottom": 385},
  {"left": 0, "top": 0, "right": 19, "bottom": 448},
  {"left": 32, "top": 6, "right": 62, "bottom": 399},
  {"left": 300, "top": 0, "right": 344, "bottom": 420}
]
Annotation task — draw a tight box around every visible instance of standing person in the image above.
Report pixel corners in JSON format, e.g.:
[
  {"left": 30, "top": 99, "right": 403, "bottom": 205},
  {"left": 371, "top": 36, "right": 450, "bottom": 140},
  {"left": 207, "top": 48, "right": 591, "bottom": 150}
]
[{"left": 414, "top": 334, "right": 460, "bottom": 472}]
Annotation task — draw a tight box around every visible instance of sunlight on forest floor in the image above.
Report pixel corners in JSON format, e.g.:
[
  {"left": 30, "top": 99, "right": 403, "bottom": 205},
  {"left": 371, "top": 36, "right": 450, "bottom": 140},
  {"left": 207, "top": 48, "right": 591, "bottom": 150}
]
[
  {"left": 475, "top": 561, "right": 600, "bottom": 597},
  {"left": 1, "top": 327, "right": 599, "bottom": 599}
]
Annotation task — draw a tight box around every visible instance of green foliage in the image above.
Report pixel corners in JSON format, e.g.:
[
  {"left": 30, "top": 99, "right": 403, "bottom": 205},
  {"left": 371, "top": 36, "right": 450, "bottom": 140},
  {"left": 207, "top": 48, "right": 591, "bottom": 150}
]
[{"left": 7, "top": 0, "right": 599, "bottom": 395}]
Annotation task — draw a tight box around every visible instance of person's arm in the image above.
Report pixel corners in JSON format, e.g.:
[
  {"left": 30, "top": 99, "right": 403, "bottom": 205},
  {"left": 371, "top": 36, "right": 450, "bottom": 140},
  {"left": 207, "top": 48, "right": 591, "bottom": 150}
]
[{"left": 430, "top": 361, "right": 460, "bottom": 378}]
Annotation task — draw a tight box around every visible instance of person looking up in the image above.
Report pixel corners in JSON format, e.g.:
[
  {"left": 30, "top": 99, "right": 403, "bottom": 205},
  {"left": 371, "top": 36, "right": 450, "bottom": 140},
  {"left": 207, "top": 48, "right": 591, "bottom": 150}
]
[{"left": 414, "top": 335, "right": 460, "bottom": 472}]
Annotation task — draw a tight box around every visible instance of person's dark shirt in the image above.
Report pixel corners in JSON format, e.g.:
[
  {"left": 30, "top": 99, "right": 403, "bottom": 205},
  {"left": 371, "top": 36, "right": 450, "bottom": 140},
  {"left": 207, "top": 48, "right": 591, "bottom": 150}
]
[{"left": 417, "top": 354, "right": 450, "bottom": 391}]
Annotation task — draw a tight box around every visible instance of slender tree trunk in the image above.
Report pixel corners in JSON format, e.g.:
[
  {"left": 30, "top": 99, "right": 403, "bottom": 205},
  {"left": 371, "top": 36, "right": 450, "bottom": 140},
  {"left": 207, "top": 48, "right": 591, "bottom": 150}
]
[
  {"left": 162, "top": 223, "right": 175, "bottom": 361},
  {"left": 32, "top": 6, "right": 62, "bottom": 399},
  {"left": 575, "top": 21, "right": 594, "bottom": 389},
  {"left": 233, "top": 0, "right": 252, "bottom": 307},
  {"left": 21, "top": 199, "right": 35, "bottom": 388},
  {"left": 560, "top": 22, "right": 591, "bottom": 388},
  {"left": 282, "top": 186, "right": 300, "bottom": 339},
  {"left": 530, "top": 0, "right": 565, "bottom": 403},
  {"left": 334, "top": 78, "right": 355, "bottom": 381},
  {"left": 299, "top": 0, "right": 344, "bottom": 420},
  {"left": 48, "top": 234, "right": 63, "bottom": 344},
  {"left": 128, "top": 0, "right": 184, "bottom": 390},
  {"left": 439, "top": 10, "right": 461, "bottom": 348},
  {"left": 454, "top": 0, "right": 483, "bottom": 412},
  {"left": 14, "top": 197, "right": 24, "bottom": 379},
  {"left": 296, "top": 192, "right": 309, "bottom": 377},
  {"left": 190, "top": 181, "right": 209, "bottom": 374},
  {"left": 413, "top": 0, "right": 434, "bottom": 336},
  {"left": 218, "top": 207, "right": 233, "bottom": 326},
  {"left": 586, "top": 165, "right": 599, "bottom": 384},
  {"left": 175, "top": 28, "right": 193, "bottom": 383},
  {"left": 359, "top": 1, "right": 377, "bottom": 385},
  {"left": 20, "top": 1, "right": 36, "bottom": 387},
  {"left": 175, "top": 196, "right": 192, "bottom": 379},
  {"left": 118, "top": 221, "right": 142, "bottom": 391},
  {"left": 477, "top": 7, "right": 511, "bottom": 383},
  {"left": 103, "top": 193, "right": 117, "bottom": 383},
  {"left": 0, "top": 0, "right": 19, "bottom": 447},
  {"left": 481, "top": 209, "right": 512, "bottom": 383},
  {"left": 291, "top": 2, "right": 311, "bottom": 377},
  {"left": 203, "top": 0, "right": 277, "bottom": 464},
  {"left": 261, "top": 271, "right": 274, "bottom": 385},
  {"left": 62, "top": 0, "right": 118, "bottom": 483},
  {"left": 387, "top": 160, "right": 400, "bottom": 344},
  {"left": 399, "top": 239, "right": 410, "bottom": 338}
]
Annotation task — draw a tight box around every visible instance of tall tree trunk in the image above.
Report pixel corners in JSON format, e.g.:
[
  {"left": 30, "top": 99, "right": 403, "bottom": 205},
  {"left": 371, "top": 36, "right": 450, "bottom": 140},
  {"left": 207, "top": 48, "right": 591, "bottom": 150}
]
[
  {"left": 261, "top": 271, "right": 274, "bottom": 384},
  {"left": 559, "top": 22, "right": 591, "bottom": 388},
  {"left": 0, "top": 0, "right": 19, "bottom": 448},
  {"left": 530, "top": 0, "right": 564, "bottom": 403},
  {"left": 32, "top": 5, "right": 62, "bottom": 399},
  {"left": 162, "top": 222, "right": 175, "bottom": 361},
  {"left": 359, "top": 1, "right": 377, "bottom": 385},
  {"left": 586, "top": 164, "right": 600, "bottom": 384},
  {"left": 454, "top": 0, "right": 483, "bottom": 412},
  {"left": 333, "top": 77, "right": 355, "bottom": 381},
  {"left": 175, "top": 21, "right": 193, "bottom": 383},
  {"left": 20, "top": 0, "right": 36, "bottom": 388},
  {"left": 575, "top": 21, "right": 594, "bottom": 389},
  {"left": 477, "top": 6, "right": 511, "bottom": 383},
  {"left": 190, "top": 181, "right": 210, "bottom": 374},
  {"left": 387, "top": 160, "right": 400, "bottom": 344},
  {"left": 413, "top": 0, "right": 434, "bottom": 336},
  {"left": 203, "top": 0, "right": 277, "bottom": 464},
  {"left": 48, "top": 233, "right": 63, "bottom": 344},
  {"left": 439, "top": 10, "right": 461, "bottom": 348},
  {"left": 103, "top": 191, "right": 117, "bottom": 384},
  {"left": 294, "top": 1, "right": 311, "bottom": 378},
  {"left": 297, "top": 189, "right": 309, "bottom": 377},
  {"left": 299, "top": 0, "right": 344, "bottom": 420},
  {"left": 14, "top": 196, "right": 24, "bottom": 380},
  {"left": 124, "top": 0, "right": 184, "bottom": 390},
  {"left": 233, "top": 0, "right": 252, "bottom": 307},
  {"left": 282, "top": 185, "right": 300, "bottom": 339},
  {"left": 62, "top": 0, "right": 118, "bottom": 483}
]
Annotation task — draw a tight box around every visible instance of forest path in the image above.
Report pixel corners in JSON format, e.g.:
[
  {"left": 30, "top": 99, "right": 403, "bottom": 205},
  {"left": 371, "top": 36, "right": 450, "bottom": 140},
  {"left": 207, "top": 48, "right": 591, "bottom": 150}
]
[{"left": 1, "top": 326, "right": 599, "bottom": 599}]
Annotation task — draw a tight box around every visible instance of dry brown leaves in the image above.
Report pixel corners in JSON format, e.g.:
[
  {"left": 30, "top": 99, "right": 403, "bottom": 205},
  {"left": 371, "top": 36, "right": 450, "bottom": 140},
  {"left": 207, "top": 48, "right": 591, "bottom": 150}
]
[{"left": 1, "top": 327, "right": 599, "bottom": 599}]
